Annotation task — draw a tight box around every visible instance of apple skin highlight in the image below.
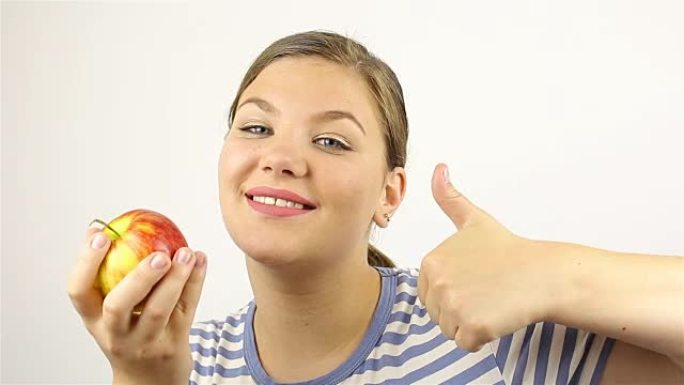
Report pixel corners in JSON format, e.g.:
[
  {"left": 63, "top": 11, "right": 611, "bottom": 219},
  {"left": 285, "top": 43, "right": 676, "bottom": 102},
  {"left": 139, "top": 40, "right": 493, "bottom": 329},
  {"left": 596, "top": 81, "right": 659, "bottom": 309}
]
[{"left": 94, "top": 209, "right": 188, "bottom": 296}]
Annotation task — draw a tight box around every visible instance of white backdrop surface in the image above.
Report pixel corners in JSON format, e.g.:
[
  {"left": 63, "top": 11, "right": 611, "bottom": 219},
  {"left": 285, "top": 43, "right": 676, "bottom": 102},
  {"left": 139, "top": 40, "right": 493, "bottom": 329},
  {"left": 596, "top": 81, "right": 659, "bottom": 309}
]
[{"left": 1, "top": 1, "right": 682, "bottom": 383}]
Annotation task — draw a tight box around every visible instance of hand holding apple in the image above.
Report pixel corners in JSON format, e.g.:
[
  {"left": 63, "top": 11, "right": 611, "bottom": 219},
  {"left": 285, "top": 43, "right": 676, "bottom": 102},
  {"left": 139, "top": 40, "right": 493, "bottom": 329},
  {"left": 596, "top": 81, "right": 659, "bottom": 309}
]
[
  {"left": 67, "top": 208, "right": 207, "bottom": 385},
  {"left": 92, "top": 208, "right": 188, "bottom": 296}
]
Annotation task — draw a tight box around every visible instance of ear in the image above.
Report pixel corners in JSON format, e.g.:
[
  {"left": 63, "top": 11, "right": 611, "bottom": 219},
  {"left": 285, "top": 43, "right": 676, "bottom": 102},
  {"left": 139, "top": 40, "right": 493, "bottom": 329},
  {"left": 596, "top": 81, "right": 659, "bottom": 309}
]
[{"left": 374, "top": 167, "right": 407, "bottom": 228}]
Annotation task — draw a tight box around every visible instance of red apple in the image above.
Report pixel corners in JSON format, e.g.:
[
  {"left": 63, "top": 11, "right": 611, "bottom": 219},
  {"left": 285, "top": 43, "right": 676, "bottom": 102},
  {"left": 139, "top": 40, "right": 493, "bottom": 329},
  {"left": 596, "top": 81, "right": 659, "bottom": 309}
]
[{"left": 91, "top": 208, "right": 188, "bottom": 297}]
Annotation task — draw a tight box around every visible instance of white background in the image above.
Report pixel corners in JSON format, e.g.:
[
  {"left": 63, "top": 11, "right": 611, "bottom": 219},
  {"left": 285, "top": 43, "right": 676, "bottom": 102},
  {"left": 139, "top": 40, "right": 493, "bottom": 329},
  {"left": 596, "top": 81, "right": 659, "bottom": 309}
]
[{"left": 2, "top": 1, "right": 682, "bottom": 383}]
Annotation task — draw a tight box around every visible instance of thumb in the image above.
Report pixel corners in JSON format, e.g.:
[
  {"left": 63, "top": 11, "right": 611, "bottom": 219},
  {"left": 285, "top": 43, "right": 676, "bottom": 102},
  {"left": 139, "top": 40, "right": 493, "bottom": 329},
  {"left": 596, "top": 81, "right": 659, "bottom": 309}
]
[{"left": 431, "top": 163, "right": 491, "bottom": 230}]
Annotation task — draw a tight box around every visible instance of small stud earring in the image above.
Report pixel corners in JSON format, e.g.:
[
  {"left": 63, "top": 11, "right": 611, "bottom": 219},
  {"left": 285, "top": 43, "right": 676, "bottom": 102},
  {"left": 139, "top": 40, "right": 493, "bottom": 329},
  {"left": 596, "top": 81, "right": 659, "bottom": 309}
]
[{"left": 383, "top": 213, "right": 391, "bottom": 223}]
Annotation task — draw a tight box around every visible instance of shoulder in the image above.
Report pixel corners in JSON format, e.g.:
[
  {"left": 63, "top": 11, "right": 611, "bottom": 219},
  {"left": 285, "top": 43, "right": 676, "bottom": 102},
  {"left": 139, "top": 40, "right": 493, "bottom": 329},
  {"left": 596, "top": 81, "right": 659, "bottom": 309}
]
[
  {"left": 189, "top": 303, "right": 253, "bottom": 384},
  {"left": 374, "top": 265, "right": 434, "bottom": 342},
  {"left": 372, "top": 266, "right": 615, "bottom": 384},
  {"left": 377, "top": 265, "right": 421, "bottom": 301},
  {"left": 189, "top": 303, "right": 250, "bottom": 352},
  {"left": 349, "top": 267, "right": 506, "bottom": 383},
  {"left": 375, "top": 265, "right": 420, "bottom": 285}
]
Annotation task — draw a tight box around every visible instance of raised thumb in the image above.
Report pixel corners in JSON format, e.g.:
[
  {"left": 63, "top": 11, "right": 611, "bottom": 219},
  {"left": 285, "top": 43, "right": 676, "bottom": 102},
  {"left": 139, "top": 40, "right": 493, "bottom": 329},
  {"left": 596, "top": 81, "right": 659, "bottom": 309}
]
[{"left": 431, "top": 163, "right": 480, "bottom": 229}]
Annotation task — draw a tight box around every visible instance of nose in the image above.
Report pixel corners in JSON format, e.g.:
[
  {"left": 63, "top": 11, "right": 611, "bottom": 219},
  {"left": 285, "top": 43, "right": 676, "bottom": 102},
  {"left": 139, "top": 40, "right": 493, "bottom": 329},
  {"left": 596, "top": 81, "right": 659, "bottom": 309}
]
[{"left": 257, "top": 139, "right": 307, "bottom": 178}]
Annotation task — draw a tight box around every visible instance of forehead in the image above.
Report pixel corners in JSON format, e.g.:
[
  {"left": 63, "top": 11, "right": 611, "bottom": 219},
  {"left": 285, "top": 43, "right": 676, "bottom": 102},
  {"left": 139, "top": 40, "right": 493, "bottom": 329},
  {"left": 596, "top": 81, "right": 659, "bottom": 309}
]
[{"left": 238, "top": 57, "right": 380, "bottom": 127}]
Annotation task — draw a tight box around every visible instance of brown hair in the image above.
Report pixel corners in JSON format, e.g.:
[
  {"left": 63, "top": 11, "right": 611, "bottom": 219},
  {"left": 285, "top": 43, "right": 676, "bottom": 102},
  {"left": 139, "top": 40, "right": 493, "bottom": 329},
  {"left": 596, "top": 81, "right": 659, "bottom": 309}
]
[{"left": 227, "top": 30, "right": 408, "bottom": 268}]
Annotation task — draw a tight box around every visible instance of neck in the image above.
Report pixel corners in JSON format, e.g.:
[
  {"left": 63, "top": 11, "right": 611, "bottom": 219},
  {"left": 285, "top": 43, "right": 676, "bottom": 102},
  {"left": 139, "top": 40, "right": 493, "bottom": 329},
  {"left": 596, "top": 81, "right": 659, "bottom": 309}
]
[{"left": 245, "top": 248, "right": 382, "bottom": 382}]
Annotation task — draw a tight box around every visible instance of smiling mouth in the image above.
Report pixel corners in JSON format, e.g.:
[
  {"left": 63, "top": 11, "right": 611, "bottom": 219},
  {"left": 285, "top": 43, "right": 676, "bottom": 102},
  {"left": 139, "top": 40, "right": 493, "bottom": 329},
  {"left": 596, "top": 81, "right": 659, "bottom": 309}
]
[{"left": 245, "top": 194, "right": 317, "bottom": 210}]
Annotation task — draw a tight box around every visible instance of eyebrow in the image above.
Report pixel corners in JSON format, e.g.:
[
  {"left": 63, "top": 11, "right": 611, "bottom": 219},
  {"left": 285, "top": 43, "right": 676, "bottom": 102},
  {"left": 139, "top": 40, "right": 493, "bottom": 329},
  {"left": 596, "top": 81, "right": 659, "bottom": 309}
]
[{"left": 236, "top": 96, "right": 366, "bottom": 135}]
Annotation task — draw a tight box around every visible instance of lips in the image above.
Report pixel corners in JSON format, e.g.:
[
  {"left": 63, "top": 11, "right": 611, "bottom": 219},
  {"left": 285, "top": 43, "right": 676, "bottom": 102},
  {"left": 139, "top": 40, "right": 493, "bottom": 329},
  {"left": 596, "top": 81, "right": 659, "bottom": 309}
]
[{"left": 245, "top": 186, "right": 317, "bottom": 209}]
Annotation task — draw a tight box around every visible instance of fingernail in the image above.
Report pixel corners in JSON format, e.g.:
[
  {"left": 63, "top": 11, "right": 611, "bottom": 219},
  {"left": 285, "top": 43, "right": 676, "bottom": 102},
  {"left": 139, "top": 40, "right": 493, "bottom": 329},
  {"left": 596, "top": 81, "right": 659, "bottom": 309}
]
[
  {"left": 195, "top": 252, "right": 206, "bottom": 269},
  {"left": 176, "top": 248, "right": 192, "bottom": 264},
  {"left": 150, "top": 253, "right": 169, "bottom": 270},
  {"left": 90, "top": 233, "right": 108, "bottom": 249},
  {"left": 443, "top": 165, "right": 450, "bottom": 184}
]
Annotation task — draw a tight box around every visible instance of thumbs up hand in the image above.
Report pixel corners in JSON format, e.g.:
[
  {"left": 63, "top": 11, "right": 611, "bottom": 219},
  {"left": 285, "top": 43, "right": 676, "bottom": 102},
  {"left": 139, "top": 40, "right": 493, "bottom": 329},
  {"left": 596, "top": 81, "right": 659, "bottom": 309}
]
[{"left": 417, "top": 163, "right": 559, "bottom": 352}]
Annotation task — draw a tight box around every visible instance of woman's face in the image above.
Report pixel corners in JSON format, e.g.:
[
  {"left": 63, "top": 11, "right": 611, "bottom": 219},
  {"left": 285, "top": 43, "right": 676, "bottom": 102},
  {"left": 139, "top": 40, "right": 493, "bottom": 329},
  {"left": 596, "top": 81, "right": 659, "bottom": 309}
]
[{"left": 218, "top": 56, "right": 403, "bottom": 266}]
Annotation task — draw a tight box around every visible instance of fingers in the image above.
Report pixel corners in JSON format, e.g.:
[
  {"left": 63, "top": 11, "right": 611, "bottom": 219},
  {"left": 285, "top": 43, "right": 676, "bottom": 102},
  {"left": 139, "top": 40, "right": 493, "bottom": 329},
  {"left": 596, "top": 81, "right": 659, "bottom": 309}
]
[
  {"left": 455, "top": 327, "right": 485, "bottom": 352},
  {"left": 423, "top": 285, "right": 441, "bottom": 328},
  {"left": 419, "top": 262, "right": 442, "bottom": 326},
  {"left": 171, "top": 251, "right": 208, "bottom": 331},
  {"left": 67, "top": 229, "right": 111, "bottom": 322},
  {"left": 101, "top": 251, "right": 172, "bottom": 335},
  {"left": 417, "top": 268, "right": 428, "bottom": 307},
  {"left": 134, "top": 247, "right": 201, "bottom": 340},
  {"left": 420, "top": 265, "right": 484, "bottom": 351},
  {"left": 439, "top": 310, "right": 459, "bottom": 341},
  {"left": 419, "top": 266, "right": 445, "bottom": 343}
]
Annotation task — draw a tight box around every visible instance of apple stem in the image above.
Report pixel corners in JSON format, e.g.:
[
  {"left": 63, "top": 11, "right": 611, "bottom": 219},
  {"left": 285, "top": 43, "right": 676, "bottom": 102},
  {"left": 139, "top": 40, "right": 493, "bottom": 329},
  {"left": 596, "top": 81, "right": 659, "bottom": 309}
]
[{"left": 89, "top": 219, "right": 122, "bottom": 239}]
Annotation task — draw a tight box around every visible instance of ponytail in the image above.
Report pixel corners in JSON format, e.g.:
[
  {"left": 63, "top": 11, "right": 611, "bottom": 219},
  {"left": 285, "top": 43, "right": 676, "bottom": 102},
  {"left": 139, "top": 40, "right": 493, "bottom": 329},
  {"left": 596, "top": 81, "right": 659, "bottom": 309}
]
[{"left": 367, "top": 244, "right": 396, "bottom": 267}]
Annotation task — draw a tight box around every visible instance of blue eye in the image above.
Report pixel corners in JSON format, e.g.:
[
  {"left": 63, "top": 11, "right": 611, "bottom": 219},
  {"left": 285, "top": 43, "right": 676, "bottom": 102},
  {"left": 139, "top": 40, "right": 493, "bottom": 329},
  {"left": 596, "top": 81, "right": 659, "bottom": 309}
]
[
  {"left": 239, "top": 125, "right": 350, "bottom": 151},
  {"left": 314, "top": 137, "right": 351, "bottom": 151},
  {"left": 240, "top": 125, "right": 271, "bottom": 135}
]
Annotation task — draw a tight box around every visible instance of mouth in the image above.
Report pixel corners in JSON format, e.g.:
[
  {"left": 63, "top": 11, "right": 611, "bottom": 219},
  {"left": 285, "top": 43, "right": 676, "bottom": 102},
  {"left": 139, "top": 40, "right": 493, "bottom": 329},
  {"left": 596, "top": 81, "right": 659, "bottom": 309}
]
[{"left": 245, "top": 194, "right": 317, "bottom": 210}]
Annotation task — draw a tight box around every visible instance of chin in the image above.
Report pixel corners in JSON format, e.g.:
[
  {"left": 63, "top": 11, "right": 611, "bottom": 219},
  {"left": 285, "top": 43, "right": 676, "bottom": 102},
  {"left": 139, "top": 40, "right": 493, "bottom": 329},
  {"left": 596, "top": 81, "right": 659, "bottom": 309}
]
[
  {"left": 228, "top": 227, "right": 304, "bottom": 266},
  {"left": 246, "top": 251, "right": 295, "bottom": 267}
]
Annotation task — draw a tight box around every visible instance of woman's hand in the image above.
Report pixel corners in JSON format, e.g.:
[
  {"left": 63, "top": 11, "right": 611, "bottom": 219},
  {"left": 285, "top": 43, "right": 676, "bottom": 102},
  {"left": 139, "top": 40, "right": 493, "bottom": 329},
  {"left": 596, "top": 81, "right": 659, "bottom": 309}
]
[
  {"left": 67, "top": 226, "right": 207, "bottom": 385},
  {"left": 417, "top": 164, "right": 560, "bottom": 352}
]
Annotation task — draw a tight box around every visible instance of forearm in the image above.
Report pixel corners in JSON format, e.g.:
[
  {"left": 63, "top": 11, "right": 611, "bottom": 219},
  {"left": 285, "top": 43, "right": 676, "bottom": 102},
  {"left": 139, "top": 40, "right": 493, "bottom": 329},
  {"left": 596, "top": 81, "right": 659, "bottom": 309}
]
[
  {"left": 541, "top": 240, "right": 684, "bottom": 365},
  {"left": 112, "top": 366, "right": 190, "bottom": 385}
]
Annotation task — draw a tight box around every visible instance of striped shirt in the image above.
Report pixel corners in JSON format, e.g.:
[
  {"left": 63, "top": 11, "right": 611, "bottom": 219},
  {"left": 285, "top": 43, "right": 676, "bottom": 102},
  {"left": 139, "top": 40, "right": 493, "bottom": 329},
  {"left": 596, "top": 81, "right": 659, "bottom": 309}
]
[{"left": 189, "top": 266, "right": 615, "bottom": 384}]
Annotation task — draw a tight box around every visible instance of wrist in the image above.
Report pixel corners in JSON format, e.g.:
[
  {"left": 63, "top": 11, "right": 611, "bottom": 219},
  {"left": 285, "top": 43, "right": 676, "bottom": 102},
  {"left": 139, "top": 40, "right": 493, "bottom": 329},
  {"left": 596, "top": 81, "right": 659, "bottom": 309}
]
[
  {"left": 113, "top": 378, "right": 186, "bottom": 385},
  {"left": 535, "top": 240, "right": 590, "bottom": 324},
  {"left": 113, "top": 371, "right": 188, "bottom": 385},
  {"left": 111, "top": 351, "right": 192, "bottom": 385}
]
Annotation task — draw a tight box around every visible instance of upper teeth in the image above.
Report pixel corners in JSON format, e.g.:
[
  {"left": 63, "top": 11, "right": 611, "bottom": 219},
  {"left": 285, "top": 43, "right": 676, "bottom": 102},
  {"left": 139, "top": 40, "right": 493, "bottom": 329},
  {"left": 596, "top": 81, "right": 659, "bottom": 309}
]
[{"left": 252, "top": 196, "right": 305, "bottom": 209}]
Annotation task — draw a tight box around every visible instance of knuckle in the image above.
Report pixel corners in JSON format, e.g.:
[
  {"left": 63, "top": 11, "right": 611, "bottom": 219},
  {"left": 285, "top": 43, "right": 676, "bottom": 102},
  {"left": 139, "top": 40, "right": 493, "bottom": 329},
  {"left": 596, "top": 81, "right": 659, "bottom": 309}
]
[
  {"left": 420, "top": 255, "right": 439, "bottom": 271},
  {"left": 158, "top": 347, "right": 177, "bottom": 362},
  {"left": 174, "top": 299, "right": 189, "bottom": 315},
  {"left": 66, "top": 277, "right": 88, "bottom": 300},
  {"left": 138, "top": 346, "right": 154, "bottom": 360},
  {"left": 455, "top": 333, "right": 479, "bottom": 352},
  {"left": 102, "top": 301, "right": 124, "bottom": 319},
  {"left": 66, "top": 286, "right": 82, "bottom": 303},
  {"left": 437, "top": 285, "right": 455, "bottom": 305},
  {"left": 469, "top": 323, "right": 488, "bottom": 342},
  {"left": 460, "top": 315, "right": 478, "bottom": 331},
  {"left": 443, "top": 291, "right": 459, "bottom": 308},
  {"left": 439, "top": 324, "right": 452, "bottom": 339},
  {"left": 433, "top": 278, "right": 451, "bottom": 292},
  {"left": 105, "top": 338, "right": 127, "bottom": 358},
  {"left": 145, "top": 308, "right": 166, "bottom": 323},
  {"left": 139, "top": 345, "right": 174, "bottom": 362},
  {"left": 431, "top": 279, "right": 447, "bottom": 296},
  {"left": 462, "top": 317, "right": 491, "bottom": 343}
]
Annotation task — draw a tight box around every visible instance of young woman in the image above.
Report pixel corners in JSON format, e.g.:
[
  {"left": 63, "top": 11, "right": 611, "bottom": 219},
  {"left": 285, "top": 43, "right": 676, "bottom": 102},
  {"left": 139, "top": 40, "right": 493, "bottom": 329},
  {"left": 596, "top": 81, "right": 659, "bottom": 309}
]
[{"left": 68, "top": 31, "right": 683, "bottom": 385}]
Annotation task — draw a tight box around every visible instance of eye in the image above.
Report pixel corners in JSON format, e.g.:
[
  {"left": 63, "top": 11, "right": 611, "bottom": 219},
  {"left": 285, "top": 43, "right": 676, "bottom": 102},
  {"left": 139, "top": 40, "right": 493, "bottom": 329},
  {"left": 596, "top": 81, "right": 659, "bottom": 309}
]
[
  {"left": 238, "top": 126, "right": 350, "bottom": 151},
  {"left": 314, "top": 136, "right": 351, "bottom": 151},
  {"left": 240, "top": 125, "right": 271, "bottom": 135}
]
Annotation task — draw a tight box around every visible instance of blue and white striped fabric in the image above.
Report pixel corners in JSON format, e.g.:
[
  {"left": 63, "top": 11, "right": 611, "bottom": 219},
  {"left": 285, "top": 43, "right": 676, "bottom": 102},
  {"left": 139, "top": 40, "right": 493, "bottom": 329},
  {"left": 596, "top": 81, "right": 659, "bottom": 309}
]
[{"left": 189, "top": 266, "right": 615, "bottom": 384}]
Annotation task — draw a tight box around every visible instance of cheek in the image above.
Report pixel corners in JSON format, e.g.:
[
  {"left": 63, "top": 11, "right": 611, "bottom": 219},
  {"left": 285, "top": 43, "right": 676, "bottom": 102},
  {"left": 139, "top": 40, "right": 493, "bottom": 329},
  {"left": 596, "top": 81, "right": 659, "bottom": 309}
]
[
  {"left": 221, "top": 137, "right": 256, "bottom": 170},
  {"left": 218, "top": 140, "right": 257, "bottom": 241},
  {"left": 324, "top": 162, "right": 381, "bottom": 214},
  {"left": 218, "top": 140, "right": 255, "bottom": 197}
]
